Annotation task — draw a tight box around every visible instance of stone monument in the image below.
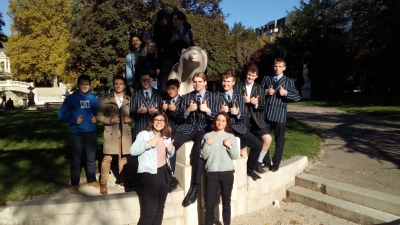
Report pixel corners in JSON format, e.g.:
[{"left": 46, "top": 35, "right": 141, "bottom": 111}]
[
  {"left": 168, "top": 46, "right": 208, "bottom": 95},
  {"left": 27, "top": 86, "right": 37, "bottom": 110},
  {"left": 301, "top": 63, "right": 311, "bottom": 99}
]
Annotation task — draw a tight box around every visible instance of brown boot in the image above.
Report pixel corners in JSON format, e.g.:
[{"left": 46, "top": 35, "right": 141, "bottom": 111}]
[{"left": 100, "top": 184, "right": 108, "bottom": 195}]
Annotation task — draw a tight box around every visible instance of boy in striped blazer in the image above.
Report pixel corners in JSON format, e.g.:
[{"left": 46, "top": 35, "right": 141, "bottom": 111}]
[
  {"left": 235, "top": 65, "right": 272, "bottom": 175},
  {"left": 127, "top": 70, "right": 163, "bottom": 186},
  {"left": 261, "top": 58, "right": 301, "bottom": 172},
  {"left": 219, "top": 71, "right": 264, "bottom": 181},
  {"left": 170, "top": 72, "right": 219, "bottom": 205}
]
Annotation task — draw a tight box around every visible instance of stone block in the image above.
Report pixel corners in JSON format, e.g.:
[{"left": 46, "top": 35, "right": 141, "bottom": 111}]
[{"left": 176, "top": 141, "right": 193, "bottom": 166}]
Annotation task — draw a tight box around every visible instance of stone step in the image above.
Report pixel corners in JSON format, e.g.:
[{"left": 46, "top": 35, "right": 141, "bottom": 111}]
[
  {"left": 287, "top": 186, "right": 400, "bottom": 224},
  {"left": 296, "top": 173, "right": 400, "bottom": 216},
  {"left": 0, "top": 186, "right": 185, "bottom": 225}
]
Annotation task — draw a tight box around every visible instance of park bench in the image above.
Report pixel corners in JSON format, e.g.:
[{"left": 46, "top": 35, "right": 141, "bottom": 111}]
[{"left": 44, "top": 102, "right": 63, "bottom": 109}]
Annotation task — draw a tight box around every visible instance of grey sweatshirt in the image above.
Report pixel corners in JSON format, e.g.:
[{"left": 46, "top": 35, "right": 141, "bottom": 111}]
[{"left": 200, "top": 131, "right": 239, "bottom": 172}]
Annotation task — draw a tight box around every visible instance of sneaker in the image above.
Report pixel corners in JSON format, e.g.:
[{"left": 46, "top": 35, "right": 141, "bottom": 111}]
[
  {"left": 70, "top": 186, "right": 79, "bottom": 194},
  {"left": 100, "top": 184, "right": 108, "bottom": 195},
  {"left": 88, "top": 181, "right": 100, "bottom": 188}
]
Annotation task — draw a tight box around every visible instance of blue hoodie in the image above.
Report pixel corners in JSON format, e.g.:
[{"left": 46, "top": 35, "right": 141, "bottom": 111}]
[{"left": 58, "top": 91, "right": 99, "bottom": 133}]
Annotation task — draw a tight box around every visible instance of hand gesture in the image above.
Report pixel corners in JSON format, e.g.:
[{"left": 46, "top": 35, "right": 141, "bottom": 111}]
[
  {"left": 156, "top": 69, "right": 160, "bottom": 76},
  {"left": 137, "top": 103, "right": 147, "bottom": 114},
  {"left": 267, "top": 85, "right": 275, "bottom": 95},
  {"left": 183, "top": 32, "right": 190, "bottom": 43},
  {"left": 148, "top": 105, "right": 157, "bottom": 115},
  {"left": 168, "top": 101, "right": 176, "bottom": 111},
  {"left": 162, "top": 100, "right": 168, "bottom": 111},
  {"left": 123, "top": 115, "right": 132, "bottom": 124},
  {"left": 167, "top": 140, "right": 174, "bottom": 152},
  {"left": 230, "top": 103, "right": 239, "bottom": 115},
  {"left": 243, "top": 93, "right": 250, "bottom": 103},
  {"left": 186, "top": 100, "right": 198, "bottom": 113},
  {"left": 77, "top": 115, "right": 83, "bottom": 124},
  {"left": 223, "top": 137, "right": 232, "bottom": 148},
  {"left": 279, "top": 86, "right": 287, "bottom": 96},
  {"left": 220, "top": 102, "right": 229, "bottom": 113},
  {"left": 199, "top": 99, "right": 210, "bottom": 113},
  {"left": 147, "top": 135, "right": 158, "bottom": 148},
  {"left": 111, "top": 115, "right": 120, "bottom": 124},
  {"left": 206, "top": 135, "right": 214, "bottom": 144},
  {"left": 171, "top": 32, "right": 179, "bottom": 42},
  {"left": 250, "top": 95, "right": 259, "bottom": 106}
]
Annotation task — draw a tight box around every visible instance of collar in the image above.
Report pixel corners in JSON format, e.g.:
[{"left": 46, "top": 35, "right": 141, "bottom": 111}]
[{"left": 275, "top": 74, "right": 284, "bottom": 81}]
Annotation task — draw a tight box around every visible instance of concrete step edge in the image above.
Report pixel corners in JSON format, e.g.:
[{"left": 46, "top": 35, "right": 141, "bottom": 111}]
[
  {"left": 296, "top": 173, "right": 400, "bottom": 216},
  {"left": 287, "top": 186, "right": 400, "bottom": 224}
]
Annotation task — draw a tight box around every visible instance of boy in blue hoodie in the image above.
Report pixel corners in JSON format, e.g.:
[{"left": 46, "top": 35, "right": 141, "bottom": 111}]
[{"left": 58, "top": 75, "right": 100, "bottom": 194}]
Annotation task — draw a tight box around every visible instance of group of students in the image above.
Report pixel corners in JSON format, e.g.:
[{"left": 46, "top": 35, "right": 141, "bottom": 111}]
[
  {"left": 58, "top": 57, "right": 300, "bottom": 225},
  {"left": 125, "top": 10, "right": 194, "bottom": 93}
]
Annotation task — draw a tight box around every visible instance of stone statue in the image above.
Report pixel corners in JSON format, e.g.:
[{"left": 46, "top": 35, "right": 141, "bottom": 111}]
[
  {"left": 302, "top": 63, "right": 311, "bottom": 88},
  {"left": 168, "top": 46, "right": 207, "bottom": 95}
]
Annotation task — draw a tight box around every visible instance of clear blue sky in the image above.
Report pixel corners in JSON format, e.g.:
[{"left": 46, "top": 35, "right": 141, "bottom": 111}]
[{"left": 0, "top": 0, "right": 303, "bottom": 36}]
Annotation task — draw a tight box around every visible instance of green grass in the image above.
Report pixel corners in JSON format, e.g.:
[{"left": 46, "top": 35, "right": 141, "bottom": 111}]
[
  {"left": 0, "top": 110, "right": 104, "bottom": 206},
  {"left": 266, "top": 117, "right": 322, "bottom": 161},
  {"left": 0, "top": 110, "right": 322, "bottom": 206},
  {"left": 292, "top": 93, "right": 400, "bottom": 120}
]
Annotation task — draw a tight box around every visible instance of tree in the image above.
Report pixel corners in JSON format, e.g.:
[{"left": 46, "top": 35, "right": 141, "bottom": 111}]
[
  {"left": 351, "top": 0, "right": 400, "bottom": 92},
  {"left": 6, "top": 0, "right": 71, "bottom": 85},
  {"left": 0, "top": 12, "right": 7, "bottom": 49}
]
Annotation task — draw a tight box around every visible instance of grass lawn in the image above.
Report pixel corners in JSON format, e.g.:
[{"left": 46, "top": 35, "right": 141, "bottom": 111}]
[
  {"left": 0, "top": 110, "right": 322, "bottom": 206},
  {"left": 292, "top": 93, "right": 400, "bottom": 120}
]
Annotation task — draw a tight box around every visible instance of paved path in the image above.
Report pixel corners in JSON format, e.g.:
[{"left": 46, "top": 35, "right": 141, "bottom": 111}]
[{"left": 288, "top": 105, "right": 400, "bottom": 197}]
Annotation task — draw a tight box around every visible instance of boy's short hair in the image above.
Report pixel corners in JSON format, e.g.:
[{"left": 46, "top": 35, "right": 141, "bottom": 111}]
[
  {"left": 139, "top": 70, "right": 151, "bottom": 79},
  {"left": 113, "top": 75, "right": 126, "bottom": 84},
  {"left": 192, "top": 72, "right": 207, "bottom": 82},
  {"left": 166, "top": 79, "right": 180, "bottom": 88},
  {"left": 77, "top": 74, "right": 91, "bottom": 85},
  {"left": 222, "top": 71, "right": 236, "bottom": 81},
  {"left": 274, "top": 58, "right": 286, "bottom": 66},
  {"left": 247, "top": 65, "right": 259, "bottom": 74},
  {"left": 172, "top": 10, "right": 187, "bottom": 21}
]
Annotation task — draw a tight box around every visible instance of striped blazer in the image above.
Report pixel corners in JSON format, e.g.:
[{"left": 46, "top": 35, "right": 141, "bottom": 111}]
[
  {"left": 176, "top": 90, "right": 218, "bottom": 134},
  {"left": 261, "top": 75, "right": 301, "bottom": 123},
  {"left": 217, "top": 91, "right": 247, "bottom": 134},
  {"left": 130, "top": 88, "right": 163, "bottom": 138},
  {"left": 163, "top": 95, "right": 185, "bottom": 130},
  {"left": 234, "top": 82, "right": 267, "bottom": 129}
]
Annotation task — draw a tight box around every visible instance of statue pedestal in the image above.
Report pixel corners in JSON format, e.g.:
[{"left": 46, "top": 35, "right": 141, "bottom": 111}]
[{"left": 301, "top": 86, "right": 311, "bottom": 99}]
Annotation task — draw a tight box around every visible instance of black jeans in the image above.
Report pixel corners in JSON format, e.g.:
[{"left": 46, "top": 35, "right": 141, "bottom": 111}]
[
  {"left": 138, "top": 164, "right": 170, "bottom": 225},
  {"left": 263, "top": 121, "right": 286, "bottom": 167},
  {"left": 205, "top": 170, "right": 234, "bottom": 225}
]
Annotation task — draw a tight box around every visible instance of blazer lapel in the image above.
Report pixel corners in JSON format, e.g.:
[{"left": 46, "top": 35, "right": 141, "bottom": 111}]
[{"left": 140, "top": 90, "right": 149, "bottom": 108}]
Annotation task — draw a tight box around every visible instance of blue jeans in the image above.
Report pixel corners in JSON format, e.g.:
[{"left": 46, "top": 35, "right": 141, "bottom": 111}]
[{"left": 70, "top": 130, "right": 97, "bottom": 186}]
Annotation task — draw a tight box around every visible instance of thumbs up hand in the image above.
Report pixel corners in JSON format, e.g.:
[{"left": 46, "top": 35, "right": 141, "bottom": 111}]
[
  {"left": 138, "top": 103, "right": 148, "bottom": 114},
  {"left": 206, "top": 135, "right": 214, "bottom": 144},
  {"left": 199, "top": 99, "right": 210, "bottom": 114},
  {"left": 77, "top": 115, "right": 83, "bottom": 124},
  {"left": 279, "top": 86, "right": 287, "bottom": 96},
  {"left": 186, "top": 100, "right": 197, "bottom": 114},
  {"left": 243, "top": 93, "right": 250, "bottom": 103},
  {"left": 148, "top": 104, "right": 157, "bottom": 115},
  {"left": 167, "top": 140, "right": 174, "bottom": 152},
  {"left": 220, "top": 102, "right": 229, "bottom": 112},
  {"left": 267, "top": 85, "right": 275, "bottom": 95},
  {"left": 162, "top": 100, "right": 168, "bottom": 111},
  {"left": 147, "top": 135, "right": 158, "bottom": 148},
  {"left": 250, "top": 95, "right": 259, "bottom": 105},
  {"left": 168, "top": 101, "right": 176, "bottom": 111},
  {"left": 230, "top": 103, "right": 239, "bottom": 115}
]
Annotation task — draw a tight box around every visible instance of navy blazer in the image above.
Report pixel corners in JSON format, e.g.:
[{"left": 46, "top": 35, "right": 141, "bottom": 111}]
[
  {"left": 176, "top": 90, "right": 218, "bottom": 134},
  {"left": 217, "top": 91, "right": 247, "bottom": 134},
  {"left": 163, "top": 95, "right": 185, "bottom": 130},
  {"left": 261, "top": 75, "right": 301, "bottom": 123},
  {"left": 130, "top": 88, "right": 163, "bottom": 138}
]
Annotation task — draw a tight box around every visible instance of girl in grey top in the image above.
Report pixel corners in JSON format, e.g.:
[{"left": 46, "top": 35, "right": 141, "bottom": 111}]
[{"left": 200, "top": 112, "right": 239, "bottom": 225}]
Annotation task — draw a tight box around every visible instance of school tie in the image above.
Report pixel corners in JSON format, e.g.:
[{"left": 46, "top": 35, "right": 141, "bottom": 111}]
[
  {"left": 227, "top": 94, "right": 231, "bottom": 102},
  {"left": 274, "top": 77, "right": 278, "bottom": 83},
  {"left": 145, "top": 92, "right": 150, "bottom": 104}
]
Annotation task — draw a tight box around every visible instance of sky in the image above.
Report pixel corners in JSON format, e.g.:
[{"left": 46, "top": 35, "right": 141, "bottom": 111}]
[{"left": 0, "top": 0, "right": 303, "bottom": 36}]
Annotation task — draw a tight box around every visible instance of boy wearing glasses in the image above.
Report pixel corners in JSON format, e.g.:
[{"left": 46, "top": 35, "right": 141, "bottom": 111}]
[{"left": 128, "top": 70, "right": 163, "bottom": 185}]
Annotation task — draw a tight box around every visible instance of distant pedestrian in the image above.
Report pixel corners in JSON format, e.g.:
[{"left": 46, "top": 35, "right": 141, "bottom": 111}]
[
  {"left": 6, "top": 98, "right": 14, "bottom": 110},
  {"left": 58, "top": 74, "right": 100, "bottom": 194},
  {"left": 1, "top": 93, "right": 6, "bottom": 107}
]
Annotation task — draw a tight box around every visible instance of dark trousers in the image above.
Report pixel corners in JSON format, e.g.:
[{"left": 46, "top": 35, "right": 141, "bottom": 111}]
[
  {"left": 205, "top": 171, "right": 234, "bottom": 225},
  {"left": 233, "top": 130, "right": 262, "bottom": 170},
  {"left": 171, "top": 129, "right": 205, "bottom": 185},
  {"left": 69, "top": 130, "right": 97, "bottom": 186},
  {"left": 263, "top": 121, "right": 286, "bottom": 167},
  {"left": 138, "top": 164, "right": 170, "bottom": 225}
]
